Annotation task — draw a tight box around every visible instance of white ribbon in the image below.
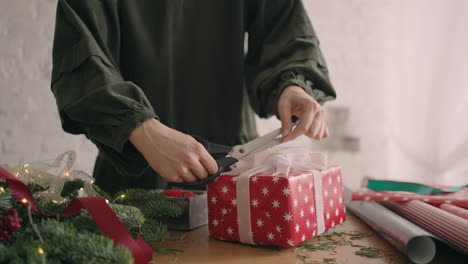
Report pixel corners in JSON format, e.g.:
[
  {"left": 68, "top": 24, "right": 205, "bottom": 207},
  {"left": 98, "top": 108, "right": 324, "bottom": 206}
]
[
  {"left": 228, "top": 146, "right": 328, "bottom": 244},
  {"left": 3, "top": 150, "right": 97, "bottom": 202}
]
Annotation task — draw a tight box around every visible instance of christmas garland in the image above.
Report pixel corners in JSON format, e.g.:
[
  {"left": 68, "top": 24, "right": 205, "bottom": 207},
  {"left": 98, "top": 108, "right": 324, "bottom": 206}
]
[{"left": 0, "top": 152, "right": 183, "bottom": 264}]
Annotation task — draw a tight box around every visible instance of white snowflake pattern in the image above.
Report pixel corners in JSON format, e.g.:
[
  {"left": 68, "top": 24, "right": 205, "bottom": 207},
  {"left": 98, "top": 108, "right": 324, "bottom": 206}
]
[
  {"left": 423, "top": 198, "right": 430, "bottom": 202},
  {"left": 287, "top": 238, "right": 295, "bottom": 246},
  {"left": 310, "top": 206, "right": 315, "bottom": 214},
  {"left": 306, "top": 220, "right": 311, "bottom": 228},
  {"left": 256, "top": 218, "right": 264, "bottom": 227},
  {"left": 267, "top": 232, "right": 275, "bottom": 241},
  {"left": 211, "top": 196, "right": 217, "bottom": 204},
  {"left": 364, "top": 196, "right": 371, "bottom": 201},
  {"left": 272, "top": 200, "right": 280, "bottom": 208},
  {"left": 221, "top": 186, "right": 229, "bottom": 194},
  {"left": 231, "top": 176, "right": 238, "bottom": 183},
  {"left": 227, "top": 227, "right": 233, "bottom": 235},
  {"left": 251, "top": 176, "right": 259, "bottom": 183},
  {"left": 252, "top": 199, "right": 259, "bottom": 207},
  {"left": 282, "top": 187, "right": 290, "bottom": 196},
  {"left": 444, "top": 200, "right": 452, "bottom": 204},
  {"left": 329, "top": 199, "right": 334, "bottom": 207},
  {"left": 231, "top": 198, "right": 237, "bottom": 206},
  {"left": 338, "top": 197, "right": 343, "bottom": 204},
  {"left": 295, "top": 224, "right": 300, "bottom": 233},
  {"left": 383, "top": 197, "right": 389, "bottom": 201},
  {"left": 402, "top": 197, "right": 409, "bottom": 201},
  {"left": 304, "top": 196, "right": 309, "bottom": 204},
  {"left": 337, "top": 175, "right": 341, "bottom": 183},
  {"left": 376, "top": 193, "right": 382, "bottom": 196},
  {"left": 272, "top": 176, "right": 280, "bottom": 183},
  {"left": 261, "top": 186, "right": 269, "bottom": 196},
  {"left": 301, "top": 234, "right": 306, "bottom": 241},
  {"left": 276, "top": 225, "right": 282, "bottom": 233},
  {"left": 265, "top": 212, "right": 271, "bottom": 218},
  {"left": 293, "top": 199, "right": 298, "bottom": 207},
  {"left": 221, "top": 208, "right": 228, "bottom": 215},
  {"left": 308, "top": 183, "right": 313, "bottom": 189},
  {"left": 331, "top": 221, "right": 335, "bottom": 227},
  {"left": 333, "top": 187, "right": 337, "bottom": 194},
  {"left": 300, "top": 210, "right": 305, "bottom": 218},
  {"left": 335, "top": 208, "right": 339, "bottom": 217},
  {"left": 212, "top": 219, "right": 219, "bottom": 226},
  {"left": 312, "top": 230, "right": 316, "bottom": 236},
  {"left": 298, "top": 185, "right": 303, "bottom": 192},
  {"left": 326, "top": 212, "right": 330, "bottom": 220},
  {"left": 339, "top": 217, "right": 343, "bottom": 223},
  {"left": 283, "top": 212, "right": 293, "bottom": 222},
  {"left": 324, "top": 190, "right": 329, "bottom": 197},
  {"left": 328, "top": 177, "right": 332, "bottom": 184}
]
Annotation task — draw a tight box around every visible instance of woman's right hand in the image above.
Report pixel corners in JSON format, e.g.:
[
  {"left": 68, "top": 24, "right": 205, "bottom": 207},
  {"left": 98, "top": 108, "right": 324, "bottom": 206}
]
[{"left": 129, "top": 119, "right": 218, "bottom": 183}]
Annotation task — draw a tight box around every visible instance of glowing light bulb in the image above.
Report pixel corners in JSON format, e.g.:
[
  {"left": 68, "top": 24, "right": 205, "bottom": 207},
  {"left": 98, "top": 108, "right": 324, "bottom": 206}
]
[
  {"left": 21, "top": 198, "right": 28, "bottom": 204},
  {"left": 38, "top": 247, "right": 44, "bottom": 254}
]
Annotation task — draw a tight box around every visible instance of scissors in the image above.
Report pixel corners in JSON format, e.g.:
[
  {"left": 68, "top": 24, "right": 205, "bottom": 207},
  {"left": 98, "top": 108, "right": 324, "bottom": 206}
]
[{"left": 140, "top": 126, "right": 287, "bottom": 189}]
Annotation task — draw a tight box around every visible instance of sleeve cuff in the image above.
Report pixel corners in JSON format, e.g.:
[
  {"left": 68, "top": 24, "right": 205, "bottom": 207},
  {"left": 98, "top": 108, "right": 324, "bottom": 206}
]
[
  {"left": 279, "top": 71, "right": 335, "bottom": 104},
  {"left": 112, "top": 106, "right": 157, "bottom": 153}
]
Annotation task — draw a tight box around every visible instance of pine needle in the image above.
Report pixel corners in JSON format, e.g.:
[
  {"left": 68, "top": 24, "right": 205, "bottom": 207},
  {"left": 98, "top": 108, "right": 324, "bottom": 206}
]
[{"left": 354, "top": 247, "right": 393, "bottom": 258}]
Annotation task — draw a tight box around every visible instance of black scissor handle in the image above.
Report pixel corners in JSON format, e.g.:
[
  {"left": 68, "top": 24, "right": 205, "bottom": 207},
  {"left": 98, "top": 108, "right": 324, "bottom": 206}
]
[{"left": 171, "top": 156, "right": 238, "bottom": 189}]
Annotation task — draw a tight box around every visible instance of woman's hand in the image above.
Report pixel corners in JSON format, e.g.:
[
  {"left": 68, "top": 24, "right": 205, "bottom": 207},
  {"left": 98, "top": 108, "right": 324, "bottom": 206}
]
[
  {"left": 129, "top": 119, "right": 218, "bottom": 183},
  {"left": 278, "top": 85, "right": 329, "bottom": 142}
]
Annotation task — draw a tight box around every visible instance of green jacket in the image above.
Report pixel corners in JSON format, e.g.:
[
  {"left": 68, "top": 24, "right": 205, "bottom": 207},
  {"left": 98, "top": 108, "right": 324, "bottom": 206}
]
[{"left": 51, "top": 0, "right": 336, "bottom": 194}]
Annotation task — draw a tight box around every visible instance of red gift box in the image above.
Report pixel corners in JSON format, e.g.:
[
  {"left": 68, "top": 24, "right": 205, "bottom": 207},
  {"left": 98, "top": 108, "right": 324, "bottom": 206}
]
[{"left": 207, "top": 166, "right": 345, "bottom": 247}]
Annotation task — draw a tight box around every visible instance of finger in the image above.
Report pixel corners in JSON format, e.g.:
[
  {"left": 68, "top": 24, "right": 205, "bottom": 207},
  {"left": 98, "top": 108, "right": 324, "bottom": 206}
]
[
  {"left": 307, "top": 119, "right": 322, "bottom": 139},
  {"left": 200, "top": 151, "right": 219, "bottom": 174},
  {"left": 191, "top": 161, "right": 210, "bottom": 180},
  {"left": 172, "top": 176, "right": 183, "bottom": 183},
  {"left": 284, "top": 109, "right": 314, "bottom": 142},
  {"left": 314, "top": 122, "right": 326, "bottom": 140},
  {"left": 324, "top": 125, "right": 329, "bottom": 138},
  {"left": 180, "top": 170, "right": 197, "bottom": 182},
  {"left": 279, "top": 104, "right": 293, "bottom": 141},
  {"left": 309, "top": 110, "right": 324, "bottom": 138}
]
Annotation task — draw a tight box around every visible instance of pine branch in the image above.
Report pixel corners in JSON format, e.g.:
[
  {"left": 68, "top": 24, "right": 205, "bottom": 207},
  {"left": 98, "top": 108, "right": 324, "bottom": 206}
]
[
  {"left": 141, "top": 219, "right": 169, "bottom": 249},
  {"left": 60, "top": 179, "right": 84, "bottom": 198},
  {"left": 110, "top": 204, "right": 146, "bottom": 235},
  {"left": 0, "top": 188, "right": 12, "bottom": 211},
  {"left": 141, "top": 199, "right": 181, "bottom": 219},
  {"left": 36, "top": 219, "right": 133, "bottom": 264}
]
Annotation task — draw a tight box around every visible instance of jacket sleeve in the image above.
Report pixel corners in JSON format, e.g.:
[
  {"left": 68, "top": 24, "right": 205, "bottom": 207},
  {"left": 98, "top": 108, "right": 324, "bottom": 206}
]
[
  {"left": 51, "top": 0, "right": 156, "bottom": 173},
  {"left": 245, "top": 0, "right": 337, "bottom": 118}
]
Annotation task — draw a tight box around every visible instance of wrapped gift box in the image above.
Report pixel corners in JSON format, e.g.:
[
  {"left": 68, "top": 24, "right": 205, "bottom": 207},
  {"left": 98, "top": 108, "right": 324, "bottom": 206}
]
[
  {"left": 207, "top": 166, "right": 345, "bottom": 247},
  {"left": 159, "top": 190, "right": 208, "bottom": 231}
]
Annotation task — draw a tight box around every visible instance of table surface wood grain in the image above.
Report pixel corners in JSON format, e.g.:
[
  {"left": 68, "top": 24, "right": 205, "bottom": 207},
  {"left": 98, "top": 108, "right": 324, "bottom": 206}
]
[{"left": 154, "top": 212, "right": 466, "bottom": 264}]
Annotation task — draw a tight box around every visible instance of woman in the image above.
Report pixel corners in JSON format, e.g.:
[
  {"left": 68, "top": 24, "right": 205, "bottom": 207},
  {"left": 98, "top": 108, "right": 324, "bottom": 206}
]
[{"left": 51, "top": 0, "right": 336, "bottom": 195}]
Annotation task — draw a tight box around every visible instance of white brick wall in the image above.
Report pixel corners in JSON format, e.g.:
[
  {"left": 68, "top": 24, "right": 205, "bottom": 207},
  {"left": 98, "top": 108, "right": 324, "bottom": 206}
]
[{"left": 0, "top": 0, "right": 97, "bottom": 174}]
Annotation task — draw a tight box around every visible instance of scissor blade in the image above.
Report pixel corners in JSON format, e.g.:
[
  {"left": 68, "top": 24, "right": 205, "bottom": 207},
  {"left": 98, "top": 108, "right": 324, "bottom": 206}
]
[{"left": 229, "top": 128, "right": 282, "bottom": 159}]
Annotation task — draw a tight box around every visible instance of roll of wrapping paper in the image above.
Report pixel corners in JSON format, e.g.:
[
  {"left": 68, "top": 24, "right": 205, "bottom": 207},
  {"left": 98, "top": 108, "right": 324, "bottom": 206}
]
[
  {"left": 382, "top": 200, "right": 468, "bottom": 254},
  {"left": 344, "top": 186, "right": 437, "bottom": 264}
]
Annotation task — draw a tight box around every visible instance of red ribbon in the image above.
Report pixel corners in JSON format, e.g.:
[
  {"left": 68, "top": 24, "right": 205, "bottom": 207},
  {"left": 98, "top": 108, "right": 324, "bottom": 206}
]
[{"left": 0, "top": 167, "right": 152, "bottom": 264}]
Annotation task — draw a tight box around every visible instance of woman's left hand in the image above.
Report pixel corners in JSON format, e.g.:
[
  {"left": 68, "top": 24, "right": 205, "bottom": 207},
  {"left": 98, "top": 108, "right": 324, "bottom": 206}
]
[{"left": 278, "top": 85, "right": 329, "bottom": 142}]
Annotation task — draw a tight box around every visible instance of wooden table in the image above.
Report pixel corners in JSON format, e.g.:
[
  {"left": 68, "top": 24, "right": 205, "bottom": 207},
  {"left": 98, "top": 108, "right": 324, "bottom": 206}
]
[{"left": 155, "top": 212, "right": 465, "bottom": 264}]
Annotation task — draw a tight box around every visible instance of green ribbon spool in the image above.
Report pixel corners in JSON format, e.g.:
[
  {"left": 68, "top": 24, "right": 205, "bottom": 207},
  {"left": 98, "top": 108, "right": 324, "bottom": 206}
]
[{"left": 367, "top": 180, "right": 468, "bottom": 195}]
